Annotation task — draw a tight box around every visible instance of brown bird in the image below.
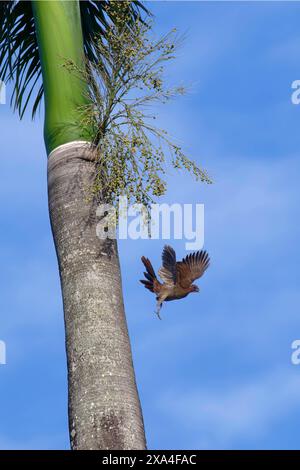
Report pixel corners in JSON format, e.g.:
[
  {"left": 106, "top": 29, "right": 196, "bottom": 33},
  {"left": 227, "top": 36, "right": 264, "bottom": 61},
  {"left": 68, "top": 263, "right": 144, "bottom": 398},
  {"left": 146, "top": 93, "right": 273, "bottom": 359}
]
[{"left": 140, "top": 245, "right": 210, "bottom": 319}]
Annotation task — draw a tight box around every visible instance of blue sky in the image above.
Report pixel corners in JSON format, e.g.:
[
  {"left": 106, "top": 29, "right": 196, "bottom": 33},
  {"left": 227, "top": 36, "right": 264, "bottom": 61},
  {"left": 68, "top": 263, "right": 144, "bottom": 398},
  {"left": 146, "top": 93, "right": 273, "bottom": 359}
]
[{"left": 1, "top": 0, "right": 300, "bottom": 450}]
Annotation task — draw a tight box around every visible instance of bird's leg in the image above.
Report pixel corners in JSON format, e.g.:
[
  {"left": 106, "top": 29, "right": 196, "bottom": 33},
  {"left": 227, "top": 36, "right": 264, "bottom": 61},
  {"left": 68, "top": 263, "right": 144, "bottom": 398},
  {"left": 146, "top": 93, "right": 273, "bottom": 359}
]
[{"left": 155, "top": 300, "right": 163, "bottom": 320}]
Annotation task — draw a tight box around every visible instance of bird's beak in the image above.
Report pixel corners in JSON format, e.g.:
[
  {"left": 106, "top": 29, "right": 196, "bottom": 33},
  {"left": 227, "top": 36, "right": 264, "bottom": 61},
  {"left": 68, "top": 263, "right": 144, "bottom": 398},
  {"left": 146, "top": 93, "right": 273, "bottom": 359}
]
[{"left": 194, "top": 286, "right": 200, "bottom": 293}]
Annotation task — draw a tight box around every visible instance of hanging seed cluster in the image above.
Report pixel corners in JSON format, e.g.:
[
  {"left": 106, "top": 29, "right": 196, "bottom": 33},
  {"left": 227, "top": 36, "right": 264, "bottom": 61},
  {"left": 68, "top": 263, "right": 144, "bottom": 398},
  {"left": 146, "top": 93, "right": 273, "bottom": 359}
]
[{"left": 63, "top": 0, "right": 212, "bottom": 210}]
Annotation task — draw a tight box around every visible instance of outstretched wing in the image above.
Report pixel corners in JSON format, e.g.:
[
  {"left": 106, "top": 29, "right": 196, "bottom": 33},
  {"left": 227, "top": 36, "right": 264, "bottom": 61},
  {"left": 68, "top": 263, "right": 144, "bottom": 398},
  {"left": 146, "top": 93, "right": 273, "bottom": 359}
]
[
  {"left": 176, "top": 250, "right": 210, "bottom": 289},
  {"left": 158, "top": 245, "right": 177, "bottom": 286}
]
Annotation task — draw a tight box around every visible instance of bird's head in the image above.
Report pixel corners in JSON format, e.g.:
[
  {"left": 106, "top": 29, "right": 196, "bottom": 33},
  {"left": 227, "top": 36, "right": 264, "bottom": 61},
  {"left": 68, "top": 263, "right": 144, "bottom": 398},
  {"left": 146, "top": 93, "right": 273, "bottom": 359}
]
[{"left": 190, "top": 284, "right": 200, "bottom": 293}]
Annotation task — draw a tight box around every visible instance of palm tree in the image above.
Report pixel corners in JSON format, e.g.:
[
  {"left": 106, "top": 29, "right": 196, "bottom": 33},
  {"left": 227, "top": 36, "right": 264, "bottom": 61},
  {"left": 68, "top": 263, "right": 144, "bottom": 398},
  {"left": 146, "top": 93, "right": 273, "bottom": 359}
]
[{"left": 0, "top": 0, "right": 148, "bottom": 450}]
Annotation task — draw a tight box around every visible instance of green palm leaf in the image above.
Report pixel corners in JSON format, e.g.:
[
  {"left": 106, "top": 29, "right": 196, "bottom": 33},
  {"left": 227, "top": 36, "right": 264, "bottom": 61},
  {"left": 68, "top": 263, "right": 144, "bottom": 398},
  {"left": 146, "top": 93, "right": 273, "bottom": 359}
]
[{"left": 0, "top": 0, "right": 150, "bottom": 119}]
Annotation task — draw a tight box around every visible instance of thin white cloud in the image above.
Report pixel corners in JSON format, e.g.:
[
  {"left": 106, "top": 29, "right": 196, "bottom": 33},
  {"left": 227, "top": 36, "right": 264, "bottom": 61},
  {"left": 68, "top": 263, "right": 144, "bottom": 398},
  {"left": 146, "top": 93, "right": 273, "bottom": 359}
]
[
  {"left": 0, "top": 433, "right": 68, "bottom": 450},
  {"left": 157, "top": 368, "right": 300, "bottom": 449},
  {"left": 268, "top": 36, "right": 300, "bottom": 64}
]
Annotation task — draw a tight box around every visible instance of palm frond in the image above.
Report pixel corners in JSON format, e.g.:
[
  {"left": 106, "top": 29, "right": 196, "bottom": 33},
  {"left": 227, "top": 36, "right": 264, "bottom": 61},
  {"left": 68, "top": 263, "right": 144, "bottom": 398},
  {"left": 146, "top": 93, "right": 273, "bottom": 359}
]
[{"left": 0, "top": 0, "right": 150, "bottom": 119}]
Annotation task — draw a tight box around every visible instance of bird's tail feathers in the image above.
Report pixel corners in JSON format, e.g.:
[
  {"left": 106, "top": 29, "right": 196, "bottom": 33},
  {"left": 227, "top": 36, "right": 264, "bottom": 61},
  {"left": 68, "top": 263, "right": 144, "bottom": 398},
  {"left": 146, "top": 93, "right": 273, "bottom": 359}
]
[
  {"left": 141, "top": 256, "right": 156, "bottom": 279},
  {"left": 140, "top": 256, "right": 159, "bottom": 293}
]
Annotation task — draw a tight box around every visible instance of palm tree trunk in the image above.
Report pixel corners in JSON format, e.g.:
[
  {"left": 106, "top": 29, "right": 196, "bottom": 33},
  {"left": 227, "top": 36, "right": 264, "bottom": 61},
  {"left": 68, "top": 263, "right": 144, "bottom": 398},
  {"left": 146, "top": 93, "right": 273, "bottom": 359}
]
[
  {"left": 48, "top": 141, "right": 146, "bottom": 450},
  {"left": 32, "top": 0, "right": 146, "bottom": 449}
]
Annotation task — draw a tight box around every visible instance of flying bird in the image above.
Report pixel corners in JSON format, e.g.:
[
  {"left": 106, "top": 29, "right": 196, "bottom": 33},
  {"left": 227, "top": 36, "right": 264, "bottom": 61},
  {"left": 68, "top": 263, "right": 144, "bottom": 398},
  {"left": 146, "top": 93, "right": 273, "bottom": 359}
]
[{"left": 140, "top": 245, "right": 210, "bottom": 319}]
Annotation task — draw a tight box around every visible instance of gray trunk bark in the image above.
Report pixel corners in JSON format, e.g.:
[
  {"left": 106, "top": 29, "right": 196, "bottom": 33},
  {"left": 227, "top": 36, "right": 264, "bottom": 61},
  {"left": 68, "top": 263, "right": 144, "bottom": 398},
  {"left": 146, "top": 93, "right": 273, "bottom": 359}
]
[{"left": 47, "top": 141, "right": 146, "bottom": 450}]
